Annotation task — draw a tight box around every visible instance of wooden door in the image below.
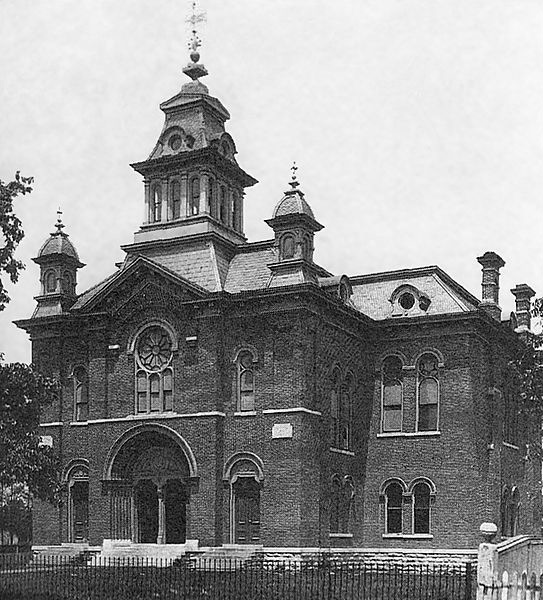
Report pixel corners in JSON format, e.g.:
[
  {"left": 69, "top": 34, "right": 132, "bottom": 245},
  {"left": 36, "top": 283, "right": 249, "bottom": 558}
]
[
  {"left": 234, "top": 479, "right": 260, "bottom": 544},
  {"left": 71, "top": 481, "right": 89, "bottom": 543}
]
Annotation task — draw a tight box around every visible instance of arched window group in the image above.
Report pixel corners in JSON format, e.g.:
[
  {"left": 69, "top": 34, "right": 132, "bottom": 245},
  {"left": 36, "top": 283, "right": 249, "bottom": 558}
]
[
  {"left": 501, "top": 486, "right": 520, "bottom": 537},
  {"left": 73, "top": 366, "right": 89, "bottom": 422},
  {"left": 330, "top": 475, "right": 355, "bottom": 534},
  {"left": 330, "top": 368, "right": 354, "bottom": 450},
  {"left": 381, "top": 352, "right": 441, "bottom": 434},
  {"left": 135, "top": 326, "right": 174, "bottom": 414},
  {"left": 382, "top": 478, "right": 435, "bottom": 535},
  {"left": 235, "top": 349, "right": 256, "bottom": 412}
]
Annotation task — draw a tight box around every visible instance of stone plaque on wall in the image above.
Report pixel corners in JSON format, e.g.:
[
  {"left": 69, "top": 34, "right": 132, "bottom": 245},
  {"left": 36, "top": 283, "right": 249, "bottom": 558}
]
[{"left": 272, "top": 423, "right": 293, "bottom": 439}]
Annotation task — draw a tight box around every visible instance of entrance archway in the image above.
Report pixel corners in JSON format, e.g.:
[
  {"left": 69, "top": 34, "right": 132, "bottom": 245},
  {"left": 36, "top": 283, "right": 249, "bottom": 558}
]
[
  {"left": 223, "top": 452, "right": 264, "bottom": 544},
  {"left": 104, "top": 425, "right": 197, "bottom": 544}
]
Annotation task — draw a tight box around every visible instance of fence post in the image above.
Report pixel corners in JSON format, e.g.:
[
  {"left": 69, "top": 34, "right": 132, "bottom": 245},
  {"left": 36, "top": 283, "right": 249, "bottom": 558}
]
[{"left": 477, "top": 522, "right": 499, "bottom": 600}]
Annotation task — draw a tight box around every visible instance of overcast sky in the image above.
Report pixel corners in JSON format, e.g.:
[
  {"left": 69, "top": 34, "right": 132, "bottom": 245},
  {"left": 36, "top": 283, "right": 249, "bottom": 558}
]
[{"left": 1, "top": 0, "right": 542, "bottom": 363}]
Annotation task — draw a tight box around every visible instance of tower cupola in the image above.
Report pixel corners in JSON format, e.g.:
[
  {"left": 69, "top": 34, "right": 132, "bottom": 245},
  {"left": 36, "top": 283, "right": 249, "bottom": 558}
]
[
  {"left": 129, "top": 20, "right": 257, "bottom": 249},
  {"left": 265, "top": 165, "right": 324, "bottom": 287},
  {"left": 32, "top": 212, "right": 84, "bottom": 317},
  {"left": 266, "top": 164, "right": 323, "bottom": 263}
]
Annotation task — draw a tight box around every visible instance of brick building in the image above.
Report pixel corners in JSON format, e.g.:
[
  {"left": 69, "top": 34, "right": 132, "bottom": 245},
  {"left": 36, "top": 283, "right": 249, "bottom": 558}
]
[{"left": 15, "top": 48, "right": 541, "bottom": 551}]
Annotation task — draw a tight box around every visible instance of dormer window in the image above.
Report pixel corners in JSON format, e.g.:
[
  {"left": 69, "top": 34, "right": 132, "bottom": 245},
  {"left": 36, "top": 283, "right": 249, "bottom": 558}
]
[
  {"left": 169, "top": 135, "right": 182, "bottom": 151},
  {"left": 390, "top": 286, "right": 431, "bottom": 317},
  {"left": 398, "top": 292, "right": 415, "bottom": 310}
]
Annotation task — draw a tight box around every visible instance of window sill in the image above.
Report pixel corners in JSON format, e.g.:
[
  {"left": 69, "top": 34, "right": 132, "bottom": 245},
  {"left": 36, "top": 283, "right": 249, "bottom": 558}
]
[
  {"left": 377, "top": 431, "right": 441, "bottom": 438},
  {"left": 503, "top": 442, "right": 520, "bottom": 450},
  {"left": 69, "top": 421, "right": 89, "bottom": 427},
  {"left": 329, "top": 533, "right": 354, "bottom": 538},
  {"left": 330, "top": 448, "right": 355, "bottom": 456},
  {"left": 234, "top": 411, "right": 257, "bottom": 417},
  {"left": 382, "top": 534, "right": 433, "bottom": 540}
]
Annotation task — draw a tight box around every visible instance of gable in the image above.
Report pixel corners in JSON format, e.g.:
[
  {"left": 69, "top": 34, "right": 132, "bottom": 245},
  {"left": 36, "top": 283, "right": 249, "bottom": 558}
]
[
  {"left": 350, "top": 267, "right": 479, "bottom": 321},
  {"left": 72, "top": 256, "right": 209, "bottom": 315}
]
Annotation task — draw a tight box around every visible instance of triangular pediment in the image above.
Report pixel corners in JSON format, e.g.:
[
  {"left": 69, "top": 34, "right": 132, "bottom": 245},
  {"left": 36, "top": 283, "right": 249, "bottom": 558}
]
[{"left": 72, "top": 256, "right": 209, "bottom": 315}]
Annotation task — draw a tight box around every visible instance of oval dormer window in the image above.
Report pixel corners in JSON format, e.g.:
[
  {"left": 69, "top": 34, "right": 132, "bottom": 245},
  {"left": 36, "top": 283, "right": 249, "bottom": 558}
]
[
  {"left": 399, "top": 292, "right": 415, "bottom": 310},
  {"left": 169, "top": 135, "right": 182, "bottom": 151}
]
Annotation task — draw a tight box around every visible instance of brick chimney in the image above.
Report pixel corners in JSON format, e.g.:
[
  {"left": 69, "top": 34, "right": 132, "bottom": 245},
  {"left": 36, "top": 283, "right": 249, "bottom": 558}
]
[
  {"left": 477, "top": 252, "right": 505, "bottom": 321},
  {"left": 511, "top": 284, "right": 535, "bottom": 333}
]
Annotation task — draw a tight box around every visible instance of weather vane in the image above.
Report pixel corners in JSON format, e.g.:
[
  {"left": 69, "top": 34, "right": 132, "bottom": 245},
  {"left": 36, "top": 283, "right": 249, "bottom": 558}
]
[
  {"left": 289, "top": 161, "right": 300, "bottom": 189},
  {"left": 55, "top": 208, "right": 65, "bottom": 233},
  {"left": 186, "top": 0, "right": 206, "bottom": 62}
]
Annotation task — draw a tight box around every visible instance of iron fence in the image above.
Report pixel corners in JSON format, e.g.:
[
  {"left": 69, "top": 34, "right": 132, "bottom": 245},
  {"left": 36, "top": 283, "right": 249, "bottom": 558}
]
[{"left": 0, "top": 554, "right": 474, "bottom": 600}]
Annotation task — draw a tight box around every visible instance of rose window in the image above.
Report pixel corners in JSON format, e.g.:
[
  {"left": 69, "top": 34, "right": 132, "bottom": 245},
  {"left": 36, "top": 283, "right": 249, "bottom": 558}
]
[
  {"left": 135, "top": 326, "right": 173, "bottom": 413},
  {"left": 136, "top": 327, "right": 172, "bottom": 372}
]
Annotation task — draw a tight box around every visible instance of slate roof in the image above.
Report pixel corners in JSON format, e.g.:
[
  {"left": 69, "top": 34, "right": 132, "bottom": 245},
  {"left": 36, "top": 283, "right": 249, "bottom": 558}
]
[
  {"left": 350, "top": 267, "right": 479, "bottom": 320},
  {"left": 272, "top": 190, "right": 315, "bottom": 219},
  {"left": 38, "top": 233, "right": 80, "bottom": 261},
  {"left": 224, "top": 244, "right": 276, "bottom": 293}
]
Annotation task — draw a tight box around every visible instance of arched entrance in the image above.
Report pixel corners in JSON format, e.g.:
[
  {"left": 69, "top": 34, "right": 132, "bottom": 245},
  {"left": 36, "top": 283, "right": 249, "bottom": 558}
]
[
  {"left": 104, "top": 425, "right": 197, "bottom": 544},
  {"left": 223, "top": 452, "right": 264, "bottom": 544}
]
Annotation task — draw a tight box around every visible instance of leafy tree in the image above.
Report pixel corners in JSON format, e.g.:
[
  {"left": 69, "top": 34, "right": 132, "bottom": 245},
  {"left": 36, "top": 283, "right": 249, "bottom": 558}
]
[
  {"left": 0, "top": 171, "right": 33, "bottom": 311},
  {"left": 0, "top": 360, "right": 61, "bottom": 503}
]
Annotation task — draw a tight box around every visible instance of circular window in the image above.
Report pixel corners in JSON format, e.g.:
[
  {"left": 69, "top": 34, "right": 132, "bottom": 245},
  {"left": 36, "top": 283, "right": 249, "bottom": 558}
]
[
  {"left": 136, "top": 326, "right": 173, "bottom": 372},
  {"left": 398, "top": 292, "right": 415, "bottom": 310},
  {"left": 169, "top": 135, "right": 183, "bottom": 151}
]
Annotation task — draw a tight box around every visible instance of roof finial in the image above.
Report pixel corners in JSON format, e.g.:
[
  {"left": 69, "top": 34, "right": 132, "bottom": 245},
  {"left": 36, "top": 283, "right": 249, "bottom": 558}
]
[
  {"left": 289, "top": 161, "right": 300, "bottom": 190},
  {"left": 187, "top": 1, "right": 206, "bottom": 63},
  {"left": 55, "top": 208, "right": 65, "bottom": 234},
  {"left": 183, "top": 1, "right": 208, "bottom": 81}
]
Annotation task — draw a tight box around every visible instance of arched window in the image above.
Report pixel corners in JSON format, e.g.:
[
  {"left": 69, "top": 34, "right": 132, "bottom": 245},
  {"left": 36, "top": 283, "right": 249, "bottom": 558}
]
[
  {"left": 413, "top": 481, "right": 431, "bottom": 534},
  {"left": 135, "top": 326, "right": 174, "bottom": 413},
  {"left": 342, "top": 476, "right": 355, "bottom": 533},
  {"left": 282, "top": 234, "right": 295, "bottom": 260},
  {"left": 62, "top": 271, "right": 74, "bottom": 295},
  {"left": 510, "top": 487, "right": 520, "bottom": 536},
  {"left": 382, "top": 356, "right": 403, "bottom": 432},
  {"left": 501, "top": 487, "right": 510, "bottom": 537},
  {"left": 151, "top": 185, "right": 162, "bottom": 222},
  {"left": 189, "top": 177, "right": 200, "bottom": 215},
  {"left": 171, "top": 180, "right": 181, "bottom": 220},
  {"left": 339, "top": 374, "right": 353, "bottom": 450},
  {"left": 45, "top": 270, "right": 57, "bottom": 293},
  {"left": 417, "top": 354, "right": 439, "bottom": 431},
  {"left": 330, "top": 368, "right": 341, "bottom": 446},
  {"left": 232, "top": 191, "right": 239, "bottom": 231},
  {"left": 330, "top": 475, "right": 342, "bottom": 534},
  {"left": 219, "top": 186, "right": 228, "bottom": 224},
  {"left": 384, "top": 481, "right": 403, "bottom": 534},
  {"left": 236, "top": 350, "right": 255, "bottom": 412},
  {"left": 302, "top": 235, "right": 312, "bottom": 261},
  {"left": 208, "top": 178, "right": 216, "bottom": 218},
  {"left": 73, "top": 366, "right": 89, "bottom": 422}
]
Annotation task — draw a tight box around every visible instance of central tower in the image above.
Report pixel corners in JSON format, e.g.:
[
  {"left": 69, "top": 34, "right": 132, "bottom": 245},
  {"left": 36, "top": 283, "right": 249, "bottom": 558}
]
[{"left": 128, "top": 28, "right": 257, "bottom": 250}]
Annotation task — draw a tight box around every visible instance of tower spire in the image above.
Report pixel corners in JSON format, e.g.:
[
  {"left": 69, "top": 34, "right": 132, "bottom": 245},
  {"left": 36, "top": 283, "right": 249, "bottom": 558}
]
[{"left": 183, "top": 1, "right": 208, "bottom": 81}]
